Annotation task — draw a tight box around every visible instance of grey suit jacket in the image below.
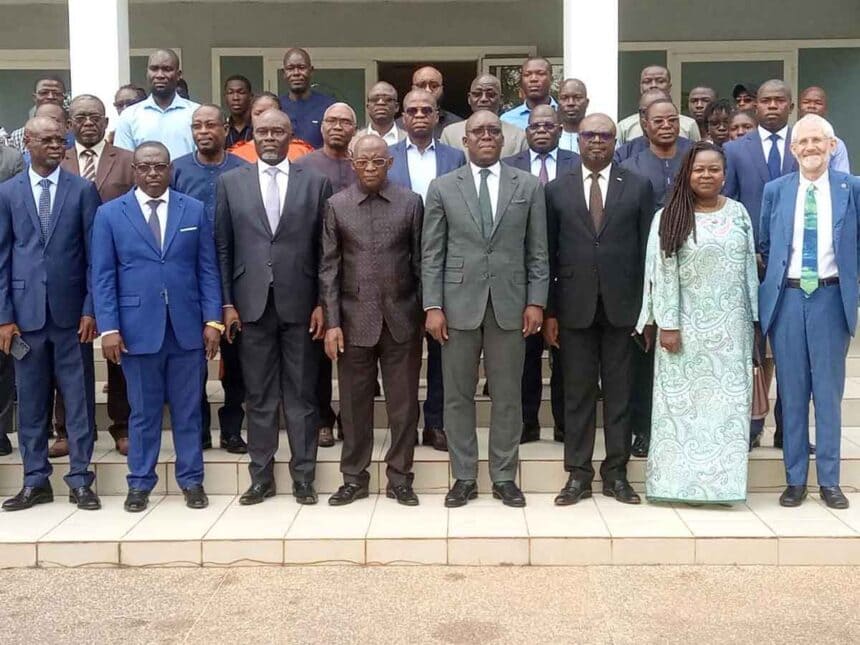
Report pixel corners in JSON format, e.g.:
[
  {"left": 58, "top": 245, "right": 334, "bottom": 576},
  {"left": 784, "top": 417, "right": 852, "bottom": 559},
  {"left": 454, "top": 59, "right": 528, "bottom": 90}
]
[
  {"left": 422, "top": 163, "right": 548, "bottom": 331},
  {"left": 0, "top": 146, "right": 23, "bottom": 183}
]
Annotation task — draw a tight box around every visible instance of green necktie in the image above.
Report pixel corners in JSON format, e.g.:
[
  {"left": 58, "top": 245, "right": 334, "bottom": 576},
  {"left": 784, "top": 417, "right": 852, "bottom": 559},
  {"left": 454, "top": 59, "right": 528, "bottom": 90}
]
[
  {"left": 479, "top": 168, "right": 493, "bottom": 238},
  {"left": 800, "top": 184, "right": 818, "bottom": 296}
]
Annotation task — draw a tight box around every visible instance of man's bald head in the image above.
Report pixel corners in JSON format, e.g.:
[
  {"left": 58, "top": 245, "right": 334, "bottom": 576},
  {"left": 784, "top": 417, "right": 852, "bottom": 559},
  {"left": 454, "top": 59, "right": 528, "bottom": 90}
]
[
  {"left": 467, "top": 74, "right": 503, "bottom": 114},
  {"left": 133, "top": 141, "right": 170, "bottom": 164},
  {"left": 254, "top": 109, "right": 293, "bottom": 164},
  {"left": 351, "top": 134, "right": 392, "bottom": 192},
  {"left": 578, "top": 113, "right": 616, "bottom": 171},
  {"left": 403, "top": 88, "right": 437, "bottom": 109},
  {"left": 756, "top": 79, "right": 793, "bottom": 132},
  {"left": 321, "top": 102, "right": 357, "bottom": 153},
  {"left": 353, "top": 133, "right": 389, "bottom": 159},
  {"left": 24, "top": 116, "right": 68, "bottom": 172},
  {"left": 530, "top": 105, "right": 558, "bottom": 122},
  {"left": 758, "top": 79, "right": 792, "bottom": 101},
  {"left": 640, "top": 65, "right": 671, "bottom": 94},
  {"left": 34, "top": 102, "right": 68, "bottom": 128},
  {"left": 324, "top": 102, "right": 357, "bottom": 123},
  {"left": 412, "top": 66, "right": 444, "bottom": 104},
  {"left": 639, "top": 88, "right": 670, "bottom": 111}
]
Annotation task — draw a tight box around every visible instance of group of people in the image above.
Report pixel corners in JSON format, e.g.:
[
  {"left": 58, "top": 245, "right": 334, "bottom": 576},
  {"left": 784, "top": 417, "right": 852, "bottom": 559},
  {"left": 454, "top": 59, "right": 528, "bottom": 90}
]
[{"left": 0, "top": 47, "right": 856, "bottom": 516}]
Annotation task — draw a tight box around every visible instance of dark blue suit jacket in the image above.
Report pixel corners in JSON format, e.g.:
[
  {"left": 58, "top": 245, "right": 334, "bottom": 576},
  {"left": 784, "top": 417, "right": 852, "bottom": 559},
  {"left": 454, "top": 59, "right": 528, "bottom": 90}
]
[
  {"left": 502, "top": 147, "right": 581, "bottom": 178},
  {"left": 387, "top": 139, "right": 466, "bottom": 192},
  {"left": 0, "top": 168, "right": 100, "bottom": 332},
  {"left": 759, "top": 171, "right": 860, "bottom": 336},
  {"left": 92, "top": 188, "right": 222, "bottom": 354}
]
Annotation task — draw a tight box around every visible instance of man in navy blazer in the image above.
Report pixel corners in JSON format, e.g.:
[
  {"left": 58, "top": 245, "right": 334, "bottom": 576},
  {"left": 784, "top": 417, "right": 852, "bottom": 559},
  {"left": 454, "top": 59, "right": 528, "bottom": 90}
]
[
  {"left": 92, "top": 141, "right": 222, "bottom": 513},
  {"left": 0, "top": 116, "right": 101, "bottom": 511},
  {"left": 387, "top": 89, "right": 466, "bottom": 452},
  {"left": 503, "top": 104, "right": 580, "bottom": 445},
  {"left": 759, "top": 114, "right": 860, "bottom": 511}
]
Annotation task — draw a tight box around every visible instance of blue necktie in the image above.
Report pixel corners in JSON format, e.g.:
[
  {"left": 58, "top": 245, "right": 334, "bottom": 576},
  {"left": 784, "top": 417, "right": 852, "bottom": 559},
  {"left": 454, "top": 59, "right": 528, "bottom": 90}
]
[
  {"left": 767, "top": 133, "right": 782, "bottom": 181},
  {"left": 37, "top": 178, "right": 52, "bottom": 241}
]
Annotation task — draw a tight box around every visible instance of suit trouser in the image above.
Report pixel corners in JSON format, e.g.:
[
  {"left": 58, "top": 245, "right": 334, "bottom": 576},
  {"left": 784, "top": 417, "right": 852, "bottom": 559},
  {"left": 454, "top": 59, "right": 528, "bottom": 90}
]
[
  {"left": 240, "top": 291, "right": 319, "bottom": 485},
  {"left": 443, "top": 299, "right": 524, "bottom": 483},
  {"left": 423, "top": 335, "right": 444, "bottom": 429},
  {"left": 549, "top": 347, "right": 565, "bottom": 431},
  {"left": 0, "top": 352, "right": 14, "bottom": 435},
  {"left": 316, "top": 345, "right": 337, "bottom": 429},
  {"left": 218, "top": 335, "right": 245, "bottom": 437},
  {"left": 338, "top": 324, "right": 421, "bottom": 487},
  {"left": 770, "top": 285, "right": 848, "bottom": 487},
  {"left": 16, "top": 314, "right": 95, "bottom": 489},
  {"left": 630, "top": 346, "right": 654, "bottom": 440},
  {"left": 522, "top": 334, "right": 543, "bottom": 426},
  {"left": 560, "top": 299, "right": 633, "bottom": 483},
  {"left": 54, "top": 357, "right": 129, "bottom": 440},
  {"left": 122, "top": 319, "right": 205, "bottom": 491}
]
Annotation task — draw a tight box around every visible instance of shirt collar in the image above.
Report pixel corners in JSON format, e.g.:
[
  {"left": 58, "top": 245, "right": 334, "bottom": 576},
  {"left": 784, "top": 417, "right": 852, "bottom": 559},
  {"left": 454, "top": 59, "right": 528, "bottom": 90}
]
[
  {"left": 28, "top": 165, "right": 61, "bottom": 188},
  {"left": 584, "top": 163, "right": 611, "bottom": 181},
  {"left": 142, "top": 93, "right": 193, "bottom": 113},
  {"left": 470, "top": 161, "right": 501, "bottom": 178},
  {"left": 799, "top": 169, "right": 830, "bottom": 191},
  {"left": 356, "top": 181, "right": 392, "bottom": 203},
  {"left": 134, "top": 187, "right": 170, "bottom": 209},
  {"left": 406, "top": 137, "right": 436, "bottom": 152},
  {"left": 75, "top": 139, "right": 106, "bottom": 160},
  {"left": 257, "top": 157, "right": 291, "bottom": 178},
  {"left": 367, "top": 122, "right": 397, "bottom": 138},
  {"left": 759, "top": 125, "right": 789, "bottom": 142},
  {"left": 530, "top": 147, "right": 558, "bottom": 163},
  {"left": 515, "top": 97, "right": 559, "bottom": 115}
]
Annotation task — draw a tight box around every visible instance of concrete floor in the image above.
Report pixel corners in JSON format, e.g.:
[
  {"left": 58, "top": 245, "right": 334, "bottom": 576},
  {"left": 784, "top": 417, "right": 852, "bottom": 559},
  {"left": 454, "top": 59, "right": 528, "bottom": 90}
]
[{"left": 0, "top": 566, "right": 858, "bottom": 643}]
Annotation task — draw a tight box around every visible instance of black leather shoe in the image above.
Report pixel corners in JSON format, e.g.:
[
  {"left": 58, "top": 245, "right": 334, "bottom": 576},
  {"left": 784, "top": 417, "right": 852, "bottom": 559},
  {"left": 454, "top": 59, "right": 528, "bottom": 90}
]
[
  {"left": 553, "top": 426, "right": 565, "bottom": 443},
  {"left": 492, "top": 480, "right": 526, "bottom": 507},
  {"left": 0, "top": 432, "right": 12, "bottom": 456},
  {"left": 602, "top": 479, "right": 641, "bottom": 504},
  {"left": 3, "top": 484, "right": 53, "bottom": 511},
  {"left": 631, "top": 434, "right": 649, "bottom": 458},
  {"left": 773, "top": 427, "right": 783, "bottom": 449},
  {"left": 820, "top": 486, "right": 849, "bottom": 509},
  {"left": 317, "top": 427, "right": 335, "bottom": 448},
  {"left": 386, "top": 483, "right": 419, "bottom": 506},
  {"left": 779, "top": 485, "right": 807, "bottom": 507},
  {"left": 520, "top": 422, "right": 541, "bottom": 444},
  {"left": 182, "top": 485, "right": 209, "bottom": 509},
  {"left": 749, "top": 434, "right": 761, "bottom": 451},
  {"left": 328, "top": 483, "right": 368, "bottom": 506},
  {"left": 445, "top": 479, "right": 477, "bottom": 508},
  {"left": 554, "top": 477, "right": 592, "bottom": 506},
  {"left": 239, "top": 481, "right": 276, "bottom": 506},
  {"left": 68, "top": 485, "right": 101, "bottom": 510},
  {"left": 422, "top": 428, "right": 448, "bottom": 452},
  {"left": 293, "top": 481, "right": 318, "bottom": 505},
  {"left": 124, "top": 488, "right": 149, "bottom": 513},
  {"left": 219, "top": 434, "right": 247, "bottom": 454},
  {"left": 201, "top": 434, "right": 213, "bottom": 450}
]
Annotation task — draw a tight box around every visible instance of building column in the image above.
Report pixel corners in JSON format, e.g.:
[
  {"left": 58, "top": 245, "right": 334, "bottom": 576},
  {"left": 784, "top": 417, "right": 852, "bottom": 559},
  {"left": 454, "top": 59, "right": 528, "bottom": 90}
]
[
  {"left": 68, "top": 0, "right": 130, "bottom": 120},
  {"left": 563, "top": 0, "right": 619, "bottom": 122}
]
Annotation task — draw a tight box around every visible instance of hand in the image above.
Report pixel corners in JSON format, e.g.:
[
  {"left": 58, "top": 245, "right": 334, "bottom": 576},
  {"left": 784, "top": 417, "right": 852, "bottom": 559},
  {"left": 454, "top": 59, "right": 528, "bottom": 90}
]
[
  {"left": 660, "top": 329, "right": 681, "bottom": 353},
  {"left": 0, "top": 323, "right": 21, "bottom": 355},
  {"left": 101, "top": 332, "right": 127, "bottom": 365},
  {"left": 223, "top": 306, "right": 241, "bottom": 344},
  {"left": 309, "top": 306, "right": 325, "bottom": 340},
  {"left": 425, "top": 309, "right": 448, "bottom": 344},
  {"left": 203, "top": 326, "right": 221, "bottom": 360},
  {"left": 324, "top": 327, "right": 344, "bottom": 362},
  {"left": 642, "top": 324, "right": 656, "bottom": 352},
  {"left": 78, "top": 315, "right": 97, "bottom": 344},
  {"left": 542, "top": 317, "right": 559, "bottom": 348},
  {"left": 522, "top": 305, "right": 543, "bottom": 337}
]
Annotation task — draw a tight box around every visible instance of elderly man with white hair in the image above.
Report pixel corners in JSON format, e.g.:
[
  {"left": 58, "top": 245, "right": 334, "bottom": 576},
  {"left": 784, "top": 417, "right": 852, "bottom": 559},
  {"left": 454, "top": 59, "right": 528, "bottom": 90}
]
[{"left": 759, "top": 113, "right": 860, "bottom": 510}]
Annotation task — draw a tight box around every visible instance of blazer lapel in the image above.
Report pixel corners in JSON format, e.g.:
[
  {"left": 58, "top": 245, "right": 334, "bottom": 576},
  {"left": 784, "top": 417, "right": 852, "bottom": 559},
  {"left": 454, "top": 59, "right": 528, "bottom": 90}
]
[
  {"left": 122, "top": 191, "right": 161, "bottom": 256},
  {"left": 245, "top": 164, "right": 273, "bottom": 237},
  {"left": 782, "top": 128, "right": 797, "bottom": 174},
  {"left": 569, "top": 165, "right": 594, "bottom": 235},
  {"left": 746, "top": 133, "right": 770, "bottom": 185},
  {"left": 18, "top": 174, "right": 43, "bottom": 241},
  {"left": 831, "top": 173, "right": 849, "bottom": 252},
  {"left": 44, "top": 171, "right": 70, "bottom": 248},
  {"left": 273, "top": 164, "right": 301, "bottom": 238},
  {"left": 598, "top": 165, "right": 626, "bottom": 237},
  {"left": 455, "top": 167, "right": 483, "bottom": 234},
  {"left": 161, "top": 190, "right": 185, "bottom": 255},
  {"left": 96, "top": 144, "right": 118, "bottom": 192},
  {"left": 490, "top": 164, "right": 517, "bottom": 237},
  {"left": 781, "top": 177, "right": 799, "bottom": 251}
]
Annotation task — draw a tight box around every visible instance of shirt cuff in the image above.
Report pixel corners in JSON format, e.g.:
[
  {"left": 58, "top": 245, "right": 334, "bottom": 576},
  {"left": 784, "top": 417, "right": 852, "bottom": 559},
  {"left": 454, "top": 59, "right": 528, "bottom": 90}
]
[
  {"left": 100, "top": 330, "right": 119, "bottom": 337},
  {"left": 424, "top": 306, "right": 442, "bottom": 311}
]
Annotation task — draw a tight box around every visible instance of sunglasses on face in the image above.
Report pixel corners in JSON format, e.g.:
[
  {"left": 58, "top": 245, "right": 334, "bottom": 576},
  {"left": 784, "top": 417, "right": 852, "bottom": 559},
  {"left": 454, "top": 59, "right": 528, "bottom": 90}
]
[
  {"left": 353, "top": 157, "right": 388, "bottom": 169},
  {"left": 133, "top": 163, "right": 170, "bottom": 174},
  {"left": 404, "top": 106, "right": 435, "bottom": 117},
  {"left": 579, "top": 131, "right": 614, "bottom": 142},
  {"left": 526, "top": 121, "right": 558, "bottom": 133}
]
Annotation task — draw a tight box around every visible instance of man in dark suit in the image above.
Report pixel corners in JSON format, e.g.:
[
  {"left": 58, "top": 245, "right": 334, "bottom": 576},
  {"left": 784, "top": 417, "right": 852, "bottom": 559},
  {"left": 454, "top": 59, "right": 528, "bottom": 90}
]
[
  {"left": 321, "top": 134, "right": 424, "bottom": 506},
  {"left": 216, "top": 109, "right": 332, "bottom": 506},
  {"left": 0, "top": 116, "right": 101, "bottom": 511},
  {"left": 503, "top": 104, "right": 579, "bottom": 444},
  {"left": 388, "top": 89, "right": 466, "bottom": 453},
  {"left": 544, "top": 113, "right": 654, "bottom": 507},
  {"left": 423, "top": 111, "right": 548, "bottom": 508}
]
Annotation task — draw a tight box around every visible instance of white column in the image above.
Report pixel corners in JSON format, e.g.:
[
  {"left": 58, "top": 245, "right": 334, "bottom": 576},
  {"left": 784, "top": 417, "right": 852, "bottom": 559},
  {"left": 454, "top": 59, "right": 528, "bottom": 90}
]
[
  {"left": 68, "top": 0, "right": 130, "bottom": 122},
  {"left": 563, "top": 0, "right": 619, "bottom": 122}
]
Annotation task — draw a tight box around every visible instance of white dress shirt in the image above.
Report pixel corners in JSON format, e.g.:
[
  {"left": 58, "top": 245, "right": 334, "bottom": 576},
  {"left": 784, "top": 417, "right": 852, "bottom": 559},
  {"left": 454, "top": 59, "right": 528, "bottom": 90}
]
[
  {"left": 366, "top": 122, "right": 399, "bottom": 146},
  {"left": 134, "top": 187, "right": 169, "bottom": 245},
  {"left": 469, "top": 161, "right": 501, "bottom": 219},
  {"left": 788, "top": 171, "right": 837, "bottom": 280},
  {"left": 581, "top": 163, "right": 610, "bottom": 209},
  {"left": 559, "top": 130, "right": 580, "bottom": 154},
  {"left": 405, "top": 138, "right": 437, "bottom": 203},
  {"left": 75, "top": 138, "right": 107, "bottom": 175},
  {"left": 257, "top": 158, "right": 290, "bottom": 214},
  {"left": 28, "top": 165, "right": 60, "bottom": 213},
  {"left": 529, "top": 148, "right": 558, "bottom": 182},
  {"left": 759, "top": 125, "right": 788, "bottom": 167}
]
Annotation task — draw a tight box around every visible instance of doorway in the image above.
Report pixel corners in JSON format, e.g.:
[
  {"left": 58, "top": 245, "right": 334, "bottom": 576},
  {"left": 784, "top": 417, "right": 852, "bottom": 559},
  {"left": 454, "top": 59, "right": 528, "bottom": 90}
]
[{"left": 377, "top": 60, "right": 477, "bottom": 119}]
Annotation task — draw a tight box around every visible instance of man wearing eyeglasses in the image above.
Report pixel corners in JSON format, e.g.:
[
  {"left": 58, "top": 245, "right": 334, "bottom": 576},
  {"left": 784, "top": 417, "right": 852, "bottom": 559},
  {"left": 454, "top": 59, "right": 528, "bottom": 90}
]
[
  {"left": 395, "top": 66, "right": 463, "bottom": 140},
  {"left": 363, "top": 82, "right": 405, "bottom": 146},
  {"left": 8, "top": 76, "right": 69, "bottom": 154}
]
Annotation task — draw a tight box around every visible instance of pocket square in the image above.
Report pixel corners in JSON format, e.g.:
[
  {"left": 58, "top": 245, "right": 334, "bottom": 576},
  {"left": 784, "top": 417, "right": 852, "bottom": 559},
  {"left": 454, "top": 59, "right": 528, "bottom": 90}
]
[
  {"left": 513, "top": 198, "right": 528, "bottom": 204},
  {"left": 179, "top": 226, "right": 198, "bottom": 232}
]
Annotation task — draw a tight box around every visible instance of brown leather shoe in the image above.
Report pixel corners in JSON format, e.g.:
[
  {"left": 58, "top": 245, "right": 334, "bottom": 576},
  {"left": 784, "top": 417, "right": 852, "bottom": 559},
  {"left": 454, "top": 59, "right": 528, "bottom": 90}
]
[
  {"left": 318, "top": 426, "right": 335, "bottom": 448},
  {"left": 48, "top": 437, "right": 69, "bottom": 458},
  {"left": 422, "top": 428, "right": 448, "bottom": 452},
  {"left": 115, "top": 437, "right": 129, "bottom": 456}
]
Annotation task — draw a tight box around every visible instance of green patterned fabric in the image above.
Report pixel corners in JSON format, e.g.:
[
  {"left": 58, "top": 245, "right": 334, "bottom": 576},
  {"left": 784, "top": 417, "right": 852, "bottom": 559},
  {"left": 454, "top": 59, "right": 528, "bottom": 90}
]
[{"left": 800, "top": 184, "right": 819, "bottom": 296}]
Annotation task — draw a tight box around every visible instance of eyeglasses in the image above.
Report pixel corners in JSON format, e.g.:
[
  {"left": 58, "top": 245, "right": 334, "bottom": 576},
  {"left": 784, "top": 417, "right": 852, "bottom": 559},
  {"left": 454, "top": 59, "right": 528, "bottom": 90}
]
[
  {"left": 132, "top": 162, "right": 170, "bottom": 174},
  {"left": 414, "top": 81, "right": 441, "bottom": 91},
  {"left": 255, "top": 127, "right": 289, "bottom": 138},
  {"left": 526, "top": 121, "right": 558, "bottom": 133},
  {"left": 469, "top": 89, "right": 498, "bottom": 99},
  {"left": 353, "top": 157, "right": 388, "bottom": 169},
  {"left": 35, "top": 89, "right": 64, "bottom": 98},
  {"left": 322, "top": 117, "right": 356, "bottom": 128},
  {"left": 648, "top": 116, "right": 680, "bottom": 126},
  {"left": 579, "top": 131, "right": 615, "bottom": 142},
  {"left": 71, "top": 114, "right": 104, "bottom": 125},
  {"left": 404, "top": 106, "right": 435, "bottom": 117},
  {"left": 467, "top": 126, "right": 503, "bottom": 138},
  {"left": 29, "top": 136, "right": 66, "bottom": 147}
]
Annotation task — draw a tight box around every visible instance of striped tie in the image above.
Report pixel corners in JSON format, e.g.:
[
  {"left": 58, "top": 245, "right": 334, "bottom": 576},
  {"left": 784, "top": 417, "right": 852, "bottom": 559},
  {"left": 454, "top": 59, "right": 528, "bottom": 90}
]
[
  {"left": 80, "top": 149, "right": 96, "bottom": 182},
  {"left": 800, "top": 184, "right": 818, "bottom": 296},
  {"left": 37, "top": 178, "right": 51, "bottom": 241}
]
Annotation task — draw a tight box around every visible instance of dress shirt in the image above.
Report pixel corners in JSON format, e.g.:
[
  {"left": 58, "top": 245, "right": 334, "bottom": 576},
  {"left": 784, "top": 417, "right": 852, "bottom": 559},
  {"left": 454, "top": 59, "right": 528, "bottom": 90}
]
[
  {"left": 257, "top": 157, "right": 290, "bottom": 212},
  {"left": 759, "top": 125, "right": 788, "bottom": 168},
  {"left": 113, "top": 93, "right": 199, "bottom": 160},
  {"left": 75, "top": 138, "right": 107, "bottom": 175},
  {"left": 365, "top": 122, "right": 400, "bottom": 146},
  {"left": 559, "top": 130, "right": 580, "bottom": 154},
  {"left": 134, "top": 187, "right": 169, "bottom": 245},
  {"left": 582, "top": 164, "right": 610, "bottom": 209},
  {"left": 171, "top": 152, "right": 248, "bottom": 225},
  {"left": 405, "top": 138, "right": 437, "bottom": 202},
  {"left": 529, "top": 148, "right": 558, "bottom": 182},
  {"left": 500, "top": 97, "right": 559, "bottom": 131},
  {"left": 788, "top": 171, "right": 837, "bottom": 280},
  {"left": 28, "top": 165, "right": 60, "bottom": 213},
  {"left": 831, "top": 136, "right": 851, "bottom": 174},
  {"left": 470, "top": 161, "right": 500, "bottom": 219},
  {"left": 617, "top": 112, "right": 701, "bottom": 144}
]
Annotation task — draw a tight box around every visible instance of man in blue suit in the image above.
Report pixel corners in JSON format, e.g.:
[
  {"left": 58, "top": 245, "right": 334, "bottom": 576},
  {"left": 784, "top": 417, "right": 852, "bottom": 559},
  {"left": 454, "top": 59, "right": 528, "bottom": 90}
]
[
  {"left": 503, "top": 104, "right": 579, "bottom": 445},
  {"left": 388, "top": 89, "right": 466, "bottom": 452},
  {"left": 759, "top": 114, "right": 860, "bottom": 510},
  {"left": 92, "top": 141, "right": 222, "bottom": 512},
  {"left": 0, "top": 116, "right": 101, "bottom": 511}
]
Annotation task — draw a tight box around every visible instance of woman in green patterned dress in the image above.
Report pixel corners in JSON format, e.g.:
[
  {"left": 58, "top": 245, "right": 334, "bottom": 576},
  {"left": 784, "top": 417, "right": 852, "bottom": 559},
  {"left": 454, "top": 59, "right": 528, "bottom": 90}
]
[{"left": 637, "top": 142, "right": 759, "bottom": 504}]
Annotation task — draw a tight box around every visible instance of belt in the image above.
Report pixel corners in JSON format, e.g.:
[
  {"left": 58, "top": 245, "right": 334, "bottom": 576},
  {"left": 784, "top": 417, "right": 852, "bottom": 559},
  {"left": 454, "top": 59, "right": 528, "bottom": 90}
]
[{"left": 786, "top": 277, "right": 839, "bottom": 288}]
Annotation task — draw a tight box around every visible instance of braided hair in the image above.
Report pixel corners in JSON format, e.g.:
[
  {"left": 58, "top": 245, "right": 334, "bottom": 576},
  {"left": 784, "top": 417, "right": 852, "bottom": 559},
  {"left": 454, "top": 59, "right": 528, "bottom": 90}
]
[{"left": 659, "top": 141, "right": 726, "bottom": 257}]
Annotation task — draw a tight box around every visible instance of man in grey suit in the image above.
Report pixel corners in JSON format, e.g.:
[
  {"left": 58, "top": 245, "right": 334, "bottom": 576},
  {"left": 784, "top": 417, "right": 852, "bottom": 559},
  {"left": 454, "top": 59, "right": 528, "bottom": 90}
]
[
  {"left": 215, "top": 109, "right": 333, "bottom": 506},
  {"left": 423, "top": 111, "right": 548, "bottom": 508}
]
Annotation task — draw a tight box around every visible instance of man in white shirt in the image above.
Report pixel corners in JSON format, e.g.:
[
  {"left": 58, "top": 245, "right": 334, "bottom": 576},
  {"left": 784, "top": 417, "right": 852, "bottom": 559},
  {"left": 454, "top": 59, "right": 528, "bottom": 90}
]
[
  {"left": 616, "top": 65, "right": 700, "bottom": 144},
  {"left": 363, "top": 82, "right": 404, "bottom": 145}
]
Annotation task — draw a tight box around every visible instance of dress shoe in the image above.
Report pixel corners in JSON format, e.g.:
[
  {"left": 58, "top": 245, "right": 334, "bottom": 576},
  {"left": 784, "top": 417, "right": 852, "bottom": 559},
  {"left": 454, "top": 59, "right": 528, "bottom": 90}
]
[
  {"left": 749, "top": 434, "right": 761, "bottom": 451},
  {"left": 183, "top": 484, "right": 209, "bottom": 509},
  {"left": 219, "top": 434, "right": 248, "bottom": 454},
  {"left": 422, "top": 428, "right": 448, "bottom": 452},
  {"left": 520, "top": 422, "right": 541, "bottom": 444},
  {"left": 820, "top": 486, "right": 849, "bottom": 509},
  {"left": 0, "top": 432, "right": 12, "bottom": 456},
  {"left": 318, "top": 426, "right": 335, "bottom": 448},
  {"left": 779, "top": 485, "right": 807, "bottom": 507},
  {"left": 2, "top": 484, "right": 53, "bottom": 511},
  {"left": 328, "top": 482, "right": 368, "bottom": 506},
  {"left": 293, "top": 481, "right": 318, "bottom": 505},
  {"left": 68, "top": 485, "right": 101, "bottom": 510},
  {"left": 201, "top": 434, "right": 213, "bottom": 450},
  {"left": 124, "top": 488, "right": 150, "bottom": 513},
  {"left": 48, "top": 437, "right": 69, "bottom": 458},
  {"left": 239, "top": 481, "right": 276, "bottom": 505},
  {"left": 335, "top": 414, "right": 343, "bottom": 441},
  {"left": 553, "top": 426, "right": 565, "bottom": 443},
  {"left": 631, "top": 434, "right": 649, "bottom": 458},
  {"left": 602, "top": 479, "right": 641, "bottom": 504},
  {"left": 492, "top": 480, "right": 526, "bottom": 507},
  {"left": 444, "top": 479, "right": 478, "bottom": 508},
  {"left": 554, "top": 477, "right": 592, "bottom": 506},
  {"left": 386, "top": 483, "right": 419, "bottom": 506},
  {"left": 773, "top": 427, "right": 783, "bottom": 449},
  {"left": 114, "top": 436, "right": 129, "bottom": 456}
]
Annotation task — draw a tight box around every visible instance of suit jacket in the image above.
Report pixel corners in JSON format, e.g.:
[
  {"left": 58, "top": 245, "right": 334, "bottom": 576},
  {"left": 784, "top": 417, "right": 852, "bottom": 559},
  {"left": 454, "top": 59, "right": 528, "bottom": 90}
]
[
  {"left": 723, "top": 129, "right": 797, "bottom": 246},
  {"left": 759, "top": 171, "right": 860, "bottom": 336},
  {"left": 320, "top": 182, "right": 423, "bottom": 347},
  {"left": 215, "top": 162, "right": 333, "bottom": 324},
  {"left": 545, "top": 163, "right": 654, "bottom": 329},
  {"left": 387, "top": 139, "right": 466, "bottom": 193},
  {"left": 440, "top": 120, "right": 528, "bottom": 158},
  {"left": 0, "top": 145, "right": 23, "bottom": 183},
  {"left": 92, "top": 189, "right": 222, "bottom": 354},
  {"left": 502, "top": 147, "right": 581, "bottom": 178},
  {"left": 0, "top": 169, "right": 101, "bottom": 331},
  {"left": 61, "top": 141, "right": 135, "bottom": 202},
  {"left": 422, "top": 163, "right": 549, "bottom": 331}
]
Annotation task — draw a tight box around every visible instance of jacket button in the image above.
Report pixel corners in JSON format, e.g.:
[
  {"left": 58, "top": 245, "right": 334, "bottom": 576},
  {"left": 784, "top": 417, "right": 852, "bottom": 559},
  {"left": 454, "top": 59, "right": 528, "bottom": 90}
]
[
  {"left": 161, "top": 260, "right": 165, "bottom": 264},
  {"left": 482, "top": 273, "right": 488, "bottom": 280},
  {"left": 594, "top": 241, "right": 600, "bottom": 247},
  {"left": 487, "top": 247, "right": 493, "bottom": 254},
  {"left": 267, "top": 261, "right": 272, "bottom": 267}
]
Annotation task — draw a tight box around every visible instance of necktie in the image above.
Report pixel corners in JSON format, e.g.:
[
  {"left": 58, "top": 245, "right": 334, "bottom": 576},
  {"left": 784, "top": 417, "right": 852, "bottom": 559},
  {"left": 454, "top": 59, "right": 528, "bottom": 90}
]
[
  {"left": 478, "top": 168, "right": 494, "bottom": 238},
  {"left": 37, "top": 178, "right": 51, "bottom": 241},
  {"left": 800, "top": 184, "right": 819, "bottom": 296},
  {"left": 81, "top": 149, "right": 96, "bottom": 182},
  {"left": 588, "top": 172, "right": 604, "bottom": 231},
  {"left": 537, "top": 153, "right": 549, "bottom": 186},
  {"left": 767, "top": 133, "right": 782, "bottom": 181},
  {"left": 147, "top": 199, "right": 163, "bottom": 251},
  {"left": 264, "top": 166, "right": 281, "bottom": 235}
]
